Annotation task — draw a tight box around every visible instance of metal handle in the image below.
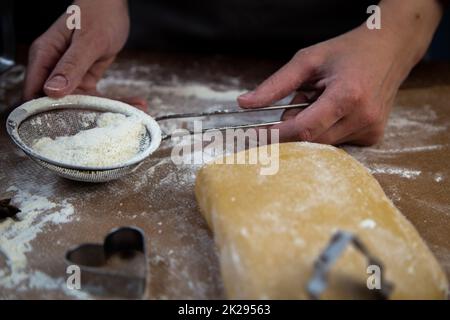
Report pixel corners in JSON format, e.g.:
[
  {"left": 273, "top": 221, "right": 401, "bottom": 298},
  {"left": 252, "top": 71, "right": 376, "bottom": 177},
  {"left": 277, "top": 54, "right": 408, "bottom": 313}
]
[{"left": 156, "top": 103, "right": 309, "bottom": 140}]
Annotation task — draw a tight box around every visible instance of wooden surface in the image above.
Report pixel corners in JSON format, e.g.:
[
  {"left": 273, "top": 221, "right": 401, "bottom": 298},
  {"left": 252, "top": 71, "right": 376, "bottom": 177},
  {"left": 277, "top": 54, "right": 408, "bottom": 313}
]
[{"left": 0, "top": 52, "right": 449, "bottom": 299}]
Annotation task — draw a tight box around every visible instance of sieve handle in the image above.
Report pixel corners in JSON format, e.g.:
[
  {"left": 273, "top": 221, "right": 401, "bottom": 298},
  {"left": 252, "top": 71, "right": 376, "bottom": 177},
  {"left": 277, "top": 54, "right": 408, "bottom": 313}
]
[
  {"left": 156, "top": 103, "right": 309, "bottom": 140},
  {"left": 154, "top": 103, "right": 308, "bottom": 121}
]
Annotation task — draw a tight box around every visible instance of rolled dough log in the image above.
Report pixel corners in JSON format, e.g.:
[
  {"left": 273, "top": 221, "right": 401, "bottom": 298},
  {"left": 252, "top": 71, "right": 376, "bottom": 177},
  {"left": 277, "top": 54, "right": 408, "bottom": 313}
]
[{"left": 195, "top": 142, "right": 448, "bottom": 299}]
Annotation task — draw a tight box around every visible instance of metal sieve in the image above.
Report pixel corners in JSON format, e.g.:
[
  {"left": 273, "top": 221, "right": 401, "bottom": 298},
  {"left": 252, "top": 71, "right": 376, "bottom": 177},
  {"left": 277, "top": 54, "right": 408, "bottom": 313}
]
[
  {"left": 6, "top": 95, "right": 162, "bottom": 182},
  {"left": 6, "top": 95, "right": 308, "bottom": 183}
]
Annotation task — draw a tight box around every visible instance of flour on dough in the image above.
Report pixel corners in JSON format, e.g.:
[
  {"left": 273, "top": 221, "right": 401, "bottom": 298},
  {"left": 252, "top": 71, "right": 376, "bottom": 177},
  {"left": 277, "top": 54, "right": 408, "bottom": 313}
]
[{"left": 195, "top": 142, "right": 448, "bottom": 299}]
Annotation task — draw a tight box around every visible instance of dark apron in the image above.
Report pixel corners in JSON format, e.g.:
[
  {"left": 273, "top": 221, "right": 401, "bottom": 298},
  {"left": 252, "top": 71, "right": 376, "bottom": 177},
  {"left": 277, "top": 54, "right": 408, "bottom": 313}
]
[{"left": 127, "top": 0, "right": 377, "bottom": 55}]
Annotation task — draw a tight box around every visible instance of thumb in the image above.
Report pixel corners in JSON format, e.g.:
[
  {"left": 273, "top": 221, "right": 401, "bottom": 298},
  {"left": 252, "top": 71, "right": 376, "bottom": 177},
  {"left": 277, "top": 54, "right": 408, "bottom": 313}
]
[
  {"left": 237, "top": 51, "right": 316, "bottom": 108},
  {"left": 44, "top": 39, "right": 99, "bottom": 98}
]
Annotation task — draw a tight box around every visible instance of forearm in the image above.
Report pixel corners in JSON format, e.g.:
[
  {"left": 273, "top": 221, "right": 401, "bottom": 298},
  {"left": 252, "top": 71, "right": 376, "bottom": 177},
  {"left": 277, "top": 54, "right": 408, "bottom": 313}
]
[{"left": 377, "top": 0, "right": 444, "bottom": 66}]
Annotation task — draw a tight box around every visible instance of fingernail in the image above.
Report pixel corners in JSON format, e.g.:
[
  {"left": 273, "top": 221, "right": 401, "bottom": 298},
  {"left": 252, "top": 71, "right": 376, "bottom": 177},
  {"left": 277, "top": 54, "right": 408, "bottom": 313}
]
[
  {"left": 238, "top": 91, "right": 255, "bottom": 100},
  {"left": 44, "top": 75, "right": 68, "bottom": 91}
]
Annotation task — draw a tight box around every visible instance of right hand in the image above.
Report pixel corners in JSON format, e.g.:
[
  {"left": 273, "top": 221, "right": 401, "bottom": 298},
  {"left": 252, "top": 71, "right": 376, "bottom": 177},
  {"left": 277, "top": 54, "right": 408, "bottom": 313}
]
[{"left": 24, "top": 0, "right": 130, "bottom": 101}]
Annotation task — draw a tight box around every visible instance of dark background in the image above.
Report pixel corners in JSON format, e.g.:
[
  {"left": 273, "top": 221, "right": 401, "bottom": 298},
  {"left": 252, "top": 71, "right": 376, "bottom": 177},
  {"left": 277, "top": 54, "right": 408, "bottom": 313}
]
[{"left": 8, "top": 0, "right": 450, "bottom": 59}]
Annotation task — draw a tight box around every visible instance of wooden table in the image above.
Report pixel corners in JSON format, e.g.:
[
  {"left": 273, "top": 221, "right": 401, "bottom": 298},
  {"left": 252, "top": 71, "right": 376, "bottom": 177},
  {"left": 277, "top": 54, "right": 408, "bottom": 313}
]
[{"left": 0, "top": 52, "right": 449, "bottom": 299}]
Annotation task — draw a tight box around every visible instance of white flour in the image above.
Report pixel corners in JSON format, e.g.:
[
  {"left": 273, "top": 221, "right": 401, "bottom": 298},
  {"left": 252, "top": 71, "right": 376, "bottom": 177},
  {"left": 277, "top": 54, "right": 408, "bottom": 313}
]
[
  {"left": 32, "top": 112, "right": 145, "bottom": 167},
  {"left": 434, "top": 173, "right": 444, "bottom": 183},
  {"left": 359, "top": 219, "right": 377, "bottom": 229},
  {"left": 368, "top": 165, "right": 422, "bottom": 179},
  {"left": 4, "top": 60, "right": 447, "bottom": 299},
  {"left": 0, "top": 186, "right": 74, "bottom": 290},
  {"left": 344, "top": 104, "right": 448, "bottom": 183},
  {"left": 26, "top": 271, "right": 92, "bottom": 299},
  {"left": 150, "top": 84, "right": 245, "bottom": 101}
]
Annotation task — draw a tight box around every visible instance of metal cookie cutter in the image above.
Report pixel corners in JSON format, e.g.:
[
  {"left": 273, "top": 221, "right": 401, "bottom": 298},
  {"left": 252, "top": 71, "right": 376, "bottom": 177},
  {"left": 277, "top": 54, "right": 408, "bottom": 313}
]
[
  {"left": 65, "top": 226, "right": 148, "bottom": 299},
  {"left": 307, "top": 230, "right": 394, "bottom": 300}
]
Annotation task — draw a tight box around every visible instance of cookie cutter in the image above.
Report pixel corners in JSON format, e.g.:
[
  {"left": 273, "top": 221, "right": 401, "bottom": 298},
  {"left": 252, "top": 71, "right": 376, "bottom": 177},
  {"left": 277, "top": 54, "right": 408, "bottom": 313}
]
[
  {"left": 0, "top": 198, "right": 20, "bottom": 274},
  {"left": 0, "top": 198, "right": 21, "bottom": 221},
  {"left": 307, "top": 230, "right": 394, "bottom": 300},
  {"left": 65, "top": 226, "right": 148, "bottom": 299}
]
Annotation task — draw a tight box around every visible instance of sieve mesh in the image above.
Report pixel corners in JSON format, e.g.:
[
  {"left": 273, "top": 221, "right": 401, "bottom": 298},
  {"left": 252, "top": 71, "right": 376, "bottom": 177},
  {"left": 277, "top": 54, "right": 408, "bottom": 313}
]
[
  {"left": 32, "top": 157, "right": 142, "bottom": 183},
  {"left": 7, "top": 95, "right": 162, "bottom": 183},
  {"left": 19, "top": 109, "right": 100, "bottom": 146},
  {"left": 19, "top": 108, "right": 152, "bottom": 159}
]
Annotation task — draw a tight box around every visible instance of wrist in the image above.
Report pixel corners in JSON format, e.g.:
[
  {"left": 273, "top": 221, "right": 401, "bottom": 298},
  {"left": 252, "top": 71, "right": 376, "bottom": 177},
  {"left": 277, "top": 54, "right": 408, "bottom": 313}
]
[
  {"left": 377, "top": 0, "right": 443, "bottom": 65},
  {"left": 351, "top": 0, "right": 443, "bottom": 82}
]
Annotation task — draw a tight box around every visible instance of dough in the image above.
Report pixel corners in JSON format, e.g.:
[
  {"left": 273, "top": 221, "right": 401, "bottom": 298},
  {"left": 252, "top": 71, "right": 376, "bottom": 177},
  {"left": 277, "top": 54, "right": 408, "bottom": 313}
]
[{"left": 195, "top": 142, "right": 448, "bottom": 299}]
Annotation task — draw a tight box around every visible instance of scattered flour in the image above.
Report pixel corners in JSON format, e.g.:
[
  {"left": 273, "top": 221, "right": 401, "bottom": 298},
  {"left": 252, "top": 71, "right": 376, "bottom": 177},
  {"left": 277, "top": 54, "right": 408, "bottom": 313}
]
[
  {"left": 27, "top": 271, "right": 62, "bottom": 290},
  {"left": 368, "top": 165, "right": 422, "bottom": 179},
  {"left": 150, "top": 84, "right": 245, "bottom": 101},
  {"left": 359, "top": 219, "right": 377, "bottom": 229},
  {"left": 362, "top": 145, "right": 444, "bottom": 154},
  {"left": 434, "top": 173, "right": 444, "bottom": 183},
  {"left": 98, "top": 78, "right": 150, "bottom": 94},
  {"left": 24, "top": 271, "right": 92, "bottom": 299},
  {"left": 0, "top": 186, "right": 74, "bottom": 290},
  {"left": 32, "top": 112, "right": 146, "bottom": 167},
  {"left": 344, "top": 104, "right": 448, "bottom": 167}
]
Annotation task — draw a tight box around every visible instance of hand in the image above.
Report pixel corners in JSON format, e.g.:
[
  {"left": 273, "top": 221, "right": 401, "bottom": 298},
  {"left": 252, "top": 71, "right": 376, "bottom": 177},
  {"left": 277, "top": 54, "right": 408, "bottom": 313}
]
[
  {"left": 24, "top": 0, "right": 131, "bottom": 101},
  {"left": 238, "top": 0, "right": 443, "bottom": 146}
]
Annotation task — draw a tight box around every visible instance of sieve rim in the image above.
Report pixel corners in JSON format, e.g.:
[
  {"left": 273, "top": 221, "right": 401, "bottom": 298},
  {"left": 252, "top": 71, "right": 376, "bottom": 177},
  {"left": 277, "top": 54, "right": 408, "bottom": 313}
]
[{"left": 6, "top": 95, "right": 162, "bottom": 171}]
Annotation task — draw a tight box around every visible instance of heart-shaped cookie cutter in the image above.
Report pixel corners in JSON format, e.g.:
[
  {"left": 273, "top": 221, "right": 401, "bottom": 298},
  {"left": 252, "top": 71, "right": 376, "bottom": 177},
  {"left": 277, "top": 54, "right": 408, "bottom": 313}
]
[
  {"left": 307, "top": 230, "right": 394, "bottom": 299},
  {"left": 65, "top": 226, "right": 148, "bottom": 299}
]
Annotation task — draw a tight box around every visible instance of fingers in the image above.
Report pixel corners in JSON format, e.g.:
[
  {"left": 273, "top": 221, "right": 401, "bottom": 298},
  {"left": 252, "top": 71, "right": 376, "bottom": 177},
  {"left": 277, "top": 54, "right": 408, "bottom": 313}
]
[
  {"left": 314, "top": 117, "right": 355, "bottom": 144},
  {"left": 336, "top": 126, "right": 384, "bottom": 146},
  {"left": 238, "top": 50, "right": 319, "bottom": 108},
  {"left": 271, "top": 86, "right": 350, "bottom": 143},
  {"left": 315, "top": 105, "right": 387, "bottom": 146},
  {"left": 23, "top": 39, "right": 66, "bottom": 101},
  {"left": 337, "top": 113, "right": 386, "bottom": 146},
  {"left": 270, "top": 117, "right": 299, "bottom": 143},
  {"left": 280, "top": 92, "right": 309, "bottom": 121},
  {"left": 119, "top": 96, "right": 148, "bottom": 112},
  {"left": 43, "top": 37, "right": 101, "bottom": 98},
  {"left": 67, "top": 55, "right": 147, "bottom": 112},
  {"left": 75, "top": 56, "right": 115, "bottom": 93},
  {"left": 24, "top": 1, "right": 127, "bottom": 101},
  {"left": 331, "top": 96, "right": 392, "bottom": 146},
  {"left": 23, "top": 15, "right": 73, "bottom": 101},
  {"left": 249, "top": 93, "right": 308, "bottom": 143},
  {"left": 72, "top": 86, "right": 149, "bottom": 112}
]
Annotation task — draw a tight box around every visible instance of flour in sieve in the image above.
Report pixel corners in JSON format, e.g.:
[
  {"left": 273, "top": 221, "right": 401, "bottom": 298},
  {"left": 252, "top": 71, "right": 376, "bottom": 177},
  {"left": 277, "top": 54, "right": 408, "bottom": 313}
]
[{"left": 32, "top": 112, "right": 146, "bottom": 167}]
